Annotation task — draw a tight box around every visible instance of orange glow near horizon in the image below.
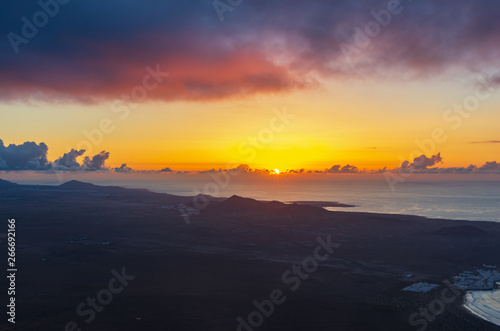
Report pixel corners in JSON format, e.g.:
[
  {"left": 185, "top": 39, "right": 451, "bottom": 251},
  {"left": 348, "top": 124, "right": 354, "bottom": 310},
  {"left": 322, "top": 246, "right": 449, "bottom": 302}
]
[{"left": 2, "top": 76, "right": 500, "bottom": 172}]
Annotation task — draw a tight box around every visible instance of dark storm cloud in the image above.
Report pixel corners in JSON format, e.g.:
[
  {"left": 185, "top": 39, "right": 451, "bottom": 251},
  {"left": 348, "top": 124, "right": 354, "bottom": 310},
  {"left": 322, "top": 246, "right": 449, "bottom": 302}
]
[
  {"left": 113, "top": 163, "right": 134, "bottom": 173},
  {"left": 53, "top": 148, "right": 85, "bottom": 170},
  {"left": 400, "top": 153, "right": 443, "bottom": 170},
  {"left": 52, "top": 149, "right": 113, "bottom": 172},
  {"left": 0, "top": 139, "right": 114, "bottom": 171},
  {"left": 0, "top": 139, "right": 50, "bottom": 170},
  {"left": 479, "top": 161, "right": 500, "bottom": 171},
  {"left": 325, "top": 164, "right": 359, "bottom": 173},
  {"left": 83, "top": 151, "right": 110, "bottom": 171},
  {"left": 1, "top": 0, "right": 500, "bottom": 103}
]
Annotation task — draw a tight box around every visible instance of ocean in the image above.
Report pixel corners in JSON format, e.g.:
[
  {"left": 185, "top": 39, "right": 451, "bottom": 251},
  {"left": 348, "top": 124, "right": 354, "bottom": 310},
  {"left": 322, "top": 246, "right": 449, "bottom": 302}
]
[
  {"left": 5, "top": 172, "right": 499, "bottom": 223},
  {"left": 173, "top": 175, "right": 500, "bottom": 223}
]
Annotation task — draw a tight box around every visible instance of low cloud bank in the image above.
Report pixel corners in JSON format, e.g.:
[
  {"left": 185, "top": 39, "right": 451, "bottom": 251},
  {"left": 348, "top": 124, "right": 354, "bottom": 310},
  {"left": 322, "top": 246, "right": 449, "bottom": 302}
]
[{"left": 1, "top": 140, "right": 499, "bottom": 175}]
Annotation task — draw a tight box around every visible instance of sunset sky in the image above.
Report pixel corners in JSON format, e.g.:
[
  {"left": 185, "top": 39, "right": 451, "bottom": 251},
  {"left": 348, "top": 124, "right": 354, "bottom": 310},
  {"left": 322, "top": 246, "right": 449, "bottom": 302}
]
[{"left": 1, "top": 0, "right": 499, "bottom": 172}]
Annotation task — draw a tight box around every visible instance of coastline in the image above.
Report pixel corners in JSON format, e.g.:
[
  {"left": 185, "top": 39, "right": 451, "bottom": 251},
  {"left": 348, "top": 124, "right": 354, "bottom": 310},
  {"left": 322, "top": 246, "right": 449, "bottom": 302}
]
[
  {"left": 464, "top": 285, "right": 500, "bottom": 327},
  {"left": 1, "top": 178, "right": 500, "bottom": 329}
]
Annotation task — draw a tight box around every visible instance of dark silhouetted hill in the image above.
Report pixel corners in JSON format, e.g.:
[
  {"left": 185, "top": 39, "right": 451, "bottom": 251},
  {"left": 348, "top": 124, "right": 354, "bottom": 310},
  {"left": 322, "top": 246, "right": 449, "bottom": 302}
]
[
  {"left": 435, "top": 225, "right": 488, "bottom": 237},
  {"left": 0, "top": 178, "right": 18, "bottom": 188},
  {"left": 205, "top": 195, "right": 328, "bottom": 215},
  {"left": 58, "top": 180, "right": 123, "bottom": 191}
]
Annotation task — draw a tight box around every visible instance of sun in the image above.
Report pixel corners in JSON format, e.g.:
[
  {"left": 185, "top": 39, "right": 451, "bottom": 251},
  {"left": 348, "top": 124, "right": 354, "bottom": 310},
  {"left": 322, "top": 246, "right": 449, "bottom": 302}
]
[{"left": 271, "top": 169, "right": 280, "bottom": 175}]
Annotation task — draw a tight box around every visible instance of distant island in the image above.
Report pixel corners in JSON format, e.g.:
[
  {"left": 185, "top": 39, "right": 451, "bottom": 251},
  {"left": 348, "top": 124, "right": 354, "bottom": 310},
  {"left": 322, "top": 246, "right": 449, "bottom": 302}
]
[{"left": 289, "top": 200, "right": 356, "bottom": 208}]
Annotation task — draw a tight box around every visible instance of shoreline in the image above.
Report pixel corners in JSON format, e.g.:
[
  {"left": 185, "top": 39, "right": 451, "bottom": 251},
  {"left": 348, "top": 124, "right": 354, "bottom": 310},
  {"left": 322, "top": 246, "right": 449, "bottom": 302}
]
[
  {"left": 464, "top": 287, "right": 500, "bottom": 327},
  {"left": 2, "top": 177, "right": 500, "bottom": 226},
  {"left": 1, "top": 178, "right": 500, "bottom": 329}
]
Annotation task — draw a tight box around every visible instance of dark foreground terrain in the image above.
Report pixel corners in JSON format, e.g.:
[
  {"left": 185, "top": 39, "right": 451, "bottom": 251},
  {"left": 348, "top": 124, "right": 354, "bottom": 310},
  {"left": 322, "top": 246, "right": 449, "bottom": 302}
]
[{"left": 0, "top": 179, "right": 499, "bottom": 330}]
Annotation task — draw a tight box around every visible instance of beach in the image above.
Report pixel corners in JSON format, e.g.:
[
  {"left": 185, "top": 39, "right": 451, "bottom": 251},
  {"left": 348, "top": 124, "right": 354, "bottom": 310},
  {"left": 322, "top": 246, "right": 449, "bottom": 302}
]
[{"left": 464, "top": 288, "right": 500, "bottom": 327}]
